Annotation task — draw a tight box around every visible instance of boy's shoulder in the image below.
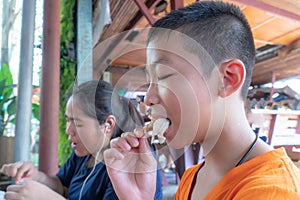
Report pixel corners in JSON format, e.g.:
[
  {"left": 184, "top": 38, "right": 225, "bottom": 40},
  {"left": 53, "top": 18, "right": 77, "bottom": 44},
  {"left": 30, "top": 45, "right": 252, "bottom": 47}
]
[
  {"left": 176, "top": 148, "right": 300, "bottom": 200},
  {"left": 212, "top": 148, "right": 300, "bottom": 199}
]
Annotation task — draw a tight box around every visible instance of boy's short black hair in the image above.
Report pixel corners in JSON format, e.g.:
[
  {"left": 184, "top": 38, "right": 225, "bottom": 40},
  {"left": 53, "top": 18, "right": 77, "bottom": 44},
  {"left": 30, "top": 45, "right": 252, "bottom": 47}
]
[{"left": 148, "top": 1, "right": 255, "bottom": 99}]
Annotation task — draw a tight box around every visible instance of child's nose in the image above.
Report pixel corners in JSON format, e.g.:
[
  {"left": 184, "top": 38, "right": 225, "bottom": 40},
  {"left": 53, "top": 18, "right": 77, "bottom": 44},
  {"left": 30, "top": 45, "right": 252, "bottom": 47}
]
[
  {"left": 145, "top": 83, "right": 160, "bottom": 106},
  {"left": 66, "top": 123, "right": 75, "bottom": 136}
]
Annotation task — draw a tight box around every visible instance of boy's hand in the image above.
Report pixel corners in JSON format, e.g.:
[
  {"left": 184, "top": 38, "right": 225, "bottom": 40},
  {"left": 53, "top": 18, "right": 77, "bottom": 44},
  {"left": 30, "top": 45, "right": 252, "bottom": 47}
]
[{"left": 104, "top": 128, "right": 157, "bottom": 200}]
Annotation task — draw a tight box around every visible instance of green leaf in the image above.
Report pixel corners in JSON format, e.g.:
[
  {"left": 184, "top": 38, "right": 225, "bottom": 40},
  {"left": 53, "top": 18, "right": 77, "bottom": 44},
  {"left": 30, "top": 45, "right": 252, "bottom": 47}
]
[
  {"left": 7, "top": 96, "right": 16, "bottom": 117},
  {"left": 32, "top": 103, "right": 40, "bottom": 120},
  {"left": 2, "top": 84, "right": 16, "bottom": 102},
  {"left": 0, "top": 63, "right": 13, "bottom": 86},
  {"left": 10, "top": 118, "right": 16, "bottom": 124},
  {"left": 0, "top": 64, "right": 15, "bottom": 103},
  {"left": 0, "top": 64, "right": 15, "bottom": 135},
  {"left": 58, "top": 0, "right": 76, "bottom": 165},
  {"left": 0, "top": 115, "right": 4, "bottom": 134}
]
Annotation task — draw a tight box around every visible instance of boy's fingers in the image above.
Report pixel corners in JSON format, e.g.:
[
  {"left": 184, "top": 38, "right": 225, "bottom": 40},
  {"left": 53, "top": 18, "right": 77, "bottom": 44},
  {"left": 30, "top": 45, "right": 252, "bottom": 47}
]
[
  {"left": 116, "top": 137, "right": 132, "bottom": 151},
  {"left": 139, "top": 137, "right": 151, "bottom": 154},
  {"left": 111, "top": 133, "right": 141, "bottom": 150},
  {"left": 104, "top": 148, "right": 125, "bottom": 166},
  {"left": 122, "top": 133, "right": 140, "bottom": 148},
  {"left": 134, "top": 128, "right": 145, "bottom": 138}
]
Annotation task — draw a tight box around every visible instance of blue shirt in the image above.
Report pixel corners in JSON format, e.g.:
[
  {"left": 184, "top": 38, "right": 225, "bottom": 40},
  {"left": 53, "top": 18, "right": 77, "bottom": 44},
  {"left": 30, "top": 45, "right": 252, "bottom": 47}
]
[
  {"left": 57, "top": 152, "right": 163, "bottom": 200},
  {"left": 57, "top": 152, "right": 118, "bottom": 200}
]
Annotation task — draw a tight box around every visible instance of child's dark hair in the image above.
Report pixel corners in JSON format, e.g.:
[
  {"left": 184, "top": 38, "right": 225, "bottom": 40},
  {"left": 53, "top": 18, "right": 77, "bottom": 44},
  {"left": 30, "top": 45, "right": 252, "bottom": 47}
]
[
  {"left": 148, "top": 1, "right": 255, "bottom": 99},
  {"left": 72, "top": 80, "right": 144, "bottom": 139}
]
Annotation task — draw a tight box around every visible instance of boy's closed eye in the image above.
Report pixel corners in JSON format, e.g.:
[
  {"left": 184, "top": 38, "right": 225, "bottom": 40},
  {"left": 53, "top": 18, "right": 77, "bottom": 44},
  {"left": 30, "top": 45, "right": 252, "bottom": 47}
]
[{"left": 158, "top": 73, "right": 175, "bottom": 81}]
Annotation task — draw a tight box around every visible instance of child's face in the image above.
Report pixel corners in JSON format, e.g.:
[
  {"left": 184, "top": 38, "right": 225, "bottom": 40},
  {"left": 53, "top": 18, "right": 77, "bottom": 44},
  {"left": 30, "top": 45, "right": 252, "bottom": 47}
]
[
  {"left": 145, "top": 33, "right": 221, "bottom": 148},
  {"left": 66, "top": 97, "right": 108, "bottom": 156},
  {"left": 65, "top": 97, "right": 89, "bottom": 157}
]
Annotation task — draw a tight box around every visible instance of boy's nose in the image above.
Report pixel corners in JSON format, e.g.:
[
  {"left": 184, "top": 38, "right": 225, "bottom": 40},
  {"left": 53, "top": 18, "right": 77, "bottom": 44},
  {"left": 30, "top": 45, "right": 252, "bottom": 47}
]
[{"left": 145, "top": 83, "right": 160, "bottom": 106}]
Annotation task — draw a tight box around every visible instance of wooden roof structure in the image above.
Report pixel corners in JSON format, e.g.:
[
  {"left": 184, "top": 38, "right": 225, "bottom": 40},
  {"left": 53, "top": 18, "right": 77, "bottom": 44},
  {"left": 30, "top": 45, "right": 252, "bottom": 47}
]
[{"left": 93, "top": 0, "right": 300, "bottom": 89}]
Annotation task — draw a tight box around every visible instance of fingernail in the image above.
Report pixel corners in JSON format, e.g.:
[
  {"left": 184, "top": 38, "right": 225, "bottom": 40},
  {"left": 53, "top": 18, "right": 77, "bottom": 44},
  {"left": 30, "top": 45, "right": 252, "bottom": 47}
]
[
  {"left": 132, "top": 140, "right": 139, "bottom": 147},
  {"left": 134, "top": 128, "right": 143, "bottom": 137},
  {"left": 123, "top": 143, "right": 131, "bottom": 150}
]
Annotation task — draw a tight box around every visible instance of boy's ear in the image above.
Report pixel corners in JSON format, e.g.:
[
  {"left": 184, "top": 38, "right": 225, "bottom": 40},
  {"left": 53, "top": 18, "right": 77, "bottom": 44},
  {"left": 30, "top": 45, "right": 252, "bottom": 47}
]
[{"left": 218, "top": 59, "right": 245, "bottom": 98}]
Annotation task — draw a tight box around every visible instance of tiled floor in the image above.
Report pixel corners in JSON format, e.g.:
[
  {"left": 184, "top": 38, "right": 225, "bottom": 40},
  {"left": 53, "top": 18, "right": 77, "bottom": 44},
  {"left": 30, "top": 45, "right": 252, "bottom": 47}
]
[
  {"left": 294, "top": 161, "right": 300, "bottom": 169},
  {"left": 163, "top": 184, "right": 178, "bottom": 200},
  {"left": 0, "top": 190, "right": 5, "bottom": 200},
  {"left": 162, "top": 171, "right": 178, "bottom": 200}
]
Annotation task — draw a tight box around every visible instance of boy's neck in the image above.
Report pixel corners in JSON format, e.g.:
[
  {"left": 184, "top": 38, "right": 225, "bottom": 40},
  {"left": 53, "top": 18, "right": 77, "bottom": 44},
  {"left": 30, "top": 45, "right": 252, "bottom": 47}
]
[
  {"left": 201, "top": 100, "right": 272, "bottom": 173},
  {"left": 193, "top": 113, "right": 272, "bottom": 200}
]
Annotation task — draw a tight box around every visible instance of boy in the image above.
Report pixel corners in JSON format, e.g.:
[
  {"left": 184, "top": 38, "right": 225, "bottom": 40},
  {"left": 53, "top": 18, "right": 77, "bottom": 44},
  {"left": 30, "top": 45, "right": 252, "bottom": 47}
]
[{"left": 104, "top": 1, "right": 300, "bottom": 199}]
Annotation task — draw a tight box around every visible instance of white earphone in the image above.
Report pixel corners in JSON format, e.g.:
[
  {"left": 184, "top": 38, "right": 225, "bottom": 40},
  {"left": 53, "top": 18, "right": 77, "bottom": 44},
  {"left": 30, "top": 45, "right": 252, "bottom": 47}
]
[
  {"left": 105, "top": 122, "right": 110, "bottom": 128},
  {"left": 79, "top": 121, "right": 111, "bottom": 200}
]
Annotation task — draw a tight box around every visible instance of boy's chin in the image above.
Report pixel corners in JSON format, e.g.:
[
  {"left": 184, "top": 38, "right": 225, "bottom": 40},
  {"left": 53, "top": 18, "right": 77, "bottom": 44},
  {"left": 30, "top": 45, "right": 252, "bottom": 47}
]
[{"left": 167, "top": 139, "right": 187, "bottom": 149}]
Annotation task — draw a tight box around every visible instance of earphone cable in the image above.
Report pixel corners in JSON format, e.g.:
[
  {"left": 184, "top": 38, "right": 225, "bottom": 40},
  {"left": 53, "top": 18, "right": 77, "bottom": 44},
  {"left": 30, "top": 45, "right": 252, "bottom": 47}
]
[{"left": 78, "top": 125, "right": 108, "bottom": 200}]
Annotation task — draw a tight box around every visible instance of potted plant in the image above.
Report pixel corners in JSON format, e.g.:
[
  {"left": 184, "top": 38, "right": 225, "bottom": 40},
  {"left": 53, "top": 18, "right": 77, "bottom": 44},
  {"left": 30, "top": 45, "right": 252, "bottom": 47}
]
[{"left": 0, "top": 63, "right": 16, "bottom": 166}]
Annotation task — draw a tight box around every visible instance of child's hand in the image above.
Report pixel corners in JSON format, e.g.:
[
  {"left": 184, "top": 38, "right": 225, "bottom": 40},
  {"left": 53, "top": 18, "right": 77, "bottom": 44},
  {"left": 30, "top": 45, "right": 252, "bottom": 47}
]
[
  {"left": 1, "top": 161, "right": 38, "bottom": 184},
  {"left": 104, "top": 128, "right": 157, "bottom": 200},
  {"left": 5, "top": 180, "right": 65, "bottom": 200}
]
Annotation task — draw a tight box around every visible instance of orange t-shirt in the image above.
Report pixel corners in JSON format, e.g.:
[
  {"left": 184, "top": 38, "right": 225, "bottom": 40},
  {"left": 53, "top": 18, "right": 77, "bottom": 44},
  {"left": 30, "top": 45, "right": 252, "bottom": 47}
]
[{"left": 175, "top": 148, "right": 300, "bottom": 199}]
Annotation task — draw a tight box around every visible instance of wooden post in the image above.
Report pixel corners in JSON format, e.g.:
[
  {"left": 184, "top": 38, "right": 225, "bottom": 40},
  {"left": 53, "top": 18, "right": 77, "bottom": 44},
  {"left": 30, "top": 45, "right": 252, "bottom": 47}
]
[
  {"left": 296, "top": 116, "right": 300, "bottom": 134},
  {"left": 39, "top": 0, "right": 60, "bottom": 175},
  {"left": 269, "top": 72, "right": 276, "bottom": 103},
  {"left": 267, "top": 114, "right": 277, "bottom": 145}
]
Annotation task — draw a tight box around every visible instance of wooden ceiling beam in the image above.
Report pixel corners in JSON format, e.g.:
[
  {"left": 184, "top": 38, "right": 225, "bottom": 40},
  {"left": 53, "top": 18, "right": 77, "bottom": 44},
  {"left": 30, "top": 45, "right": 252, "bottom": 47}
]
[
  {"left": 125, "top": 0, "right": 160, "bottom": 30},
  {"left": 251, "top": 64, "right": 300, "bottom": 86},
  {"left": 110, "top": 66, "right": 148, "bottom": 91},
  {"left": 112, "top": 58, "right": 145, "bottom": 67},
  {"left": 251, "top": 50, "right": 300, "bottom": 85},
  {"left": 253, "top": 50, "right": 300, "bottom": 74},
  {"left": 133, "top": 0, "right": 156, "bottom": 25},
  {"left": 111, "top": 48, "right": 146, "bottom": 66},
  {"left": 94, "top": 0, "right": 158, "bottom": 78},
  {"left": 170, "top": 0, "right": 184, "bottom": 10},
  {"left": 231, "top": 0, "right": 300, "bottom": 22}
]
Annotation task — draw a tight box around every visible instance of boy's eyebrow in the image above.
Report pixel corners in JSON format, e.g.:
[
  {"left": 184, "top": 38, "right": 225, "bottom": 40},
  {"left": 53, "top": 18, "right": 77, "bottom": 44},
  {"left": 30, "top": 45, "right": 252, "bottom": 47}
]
[
  {"left": 146, "top": 57, "right": 170, "bottom": 72},
  {"left": 153, "top": 57, "right": 169, "bottom": 64},
  {"left": 145, "top": 57, "right": 171, "bottom": 74}
]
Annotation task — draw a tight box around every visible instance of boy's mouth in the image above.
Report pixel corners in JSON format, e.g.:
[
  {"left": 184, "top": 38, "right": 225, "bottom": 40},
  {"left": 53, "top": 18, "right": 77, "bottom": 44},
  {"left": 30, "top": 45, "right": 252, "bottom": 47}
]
[
  {"left": 163, "top": 118, "right": 172, "bottom": 137},
  {"left": 144, "top": 118, "right": 170, "bottom": 144}
]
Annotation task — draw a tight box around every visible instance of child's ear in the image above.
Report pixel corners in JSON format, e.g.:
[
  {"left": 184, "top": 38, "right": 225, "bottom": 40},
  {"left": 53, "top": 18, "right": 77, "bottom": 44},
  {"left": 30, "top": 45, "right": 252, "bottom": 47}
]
[
  {"left": 105, "top": 115, "right": 116, "bottom": 133},
  {"left": 218, "top": 59, "right": 245, "bottom": 98}
]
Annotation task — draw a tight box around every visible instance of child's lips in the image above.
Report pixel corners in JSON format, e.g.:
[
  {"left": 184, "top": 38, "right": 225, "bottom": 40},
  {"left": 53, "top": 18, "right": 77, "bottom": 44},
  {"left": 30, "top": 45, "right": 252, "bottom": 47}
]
[
  {"left": 163, "top": 119, "right": 171, "bottom": 137},
  {"left": 71, "top": 142, "right": 77, "bottom": 149},
  {"left": 163, "top": 124, "right": 171, "bottom": 137}
]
